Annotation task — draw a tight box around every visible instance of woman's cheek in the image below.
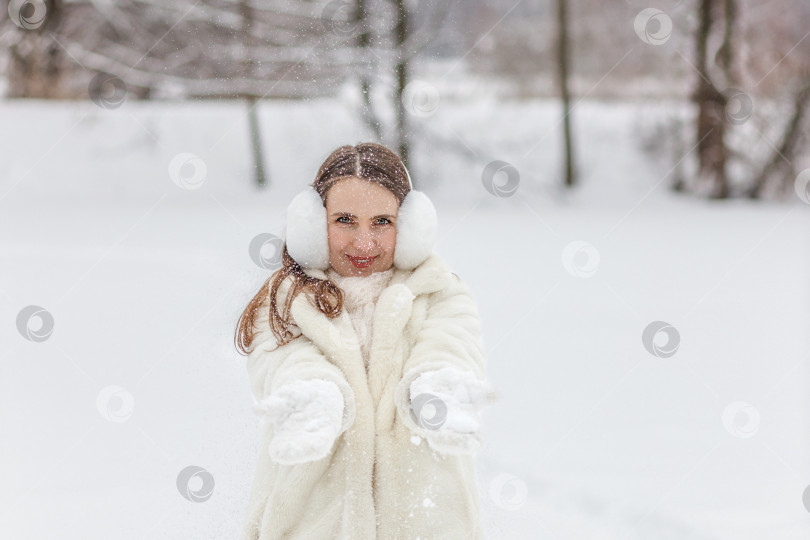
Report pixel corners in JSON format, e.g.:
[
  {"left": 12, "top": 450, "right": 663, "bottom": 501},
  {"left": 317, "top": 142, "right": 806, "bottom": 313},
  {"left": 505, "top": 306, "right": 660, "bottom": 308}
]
[
  {"left": 328, "top": 227, "right": 347, "bottom": 250},
  {"left": 384, "top": 228, "right": 397, "bottom": 250}
]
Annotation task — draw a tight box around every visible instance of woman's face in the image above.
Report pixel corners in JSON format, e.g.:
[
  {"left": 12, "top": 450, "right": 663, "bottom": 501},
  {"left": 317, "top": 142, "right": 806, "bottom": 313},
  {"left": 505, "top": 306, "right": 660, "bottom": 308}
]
[{"left": 325, "top": 176, "right": 399, "bottom": 277}]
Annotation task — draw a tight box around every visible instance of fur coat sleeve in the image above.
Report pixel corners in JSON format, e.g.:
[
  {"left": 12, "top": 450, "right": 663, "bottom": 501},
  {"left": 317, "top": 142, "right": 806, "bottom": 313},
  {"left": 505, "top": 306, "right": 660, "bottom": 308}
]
[
  {"left": 393, "top": 273, "right": 496, "bottom": 453},
  {"left": 245, "top": 309, "right": 356, "bottom": 436}
]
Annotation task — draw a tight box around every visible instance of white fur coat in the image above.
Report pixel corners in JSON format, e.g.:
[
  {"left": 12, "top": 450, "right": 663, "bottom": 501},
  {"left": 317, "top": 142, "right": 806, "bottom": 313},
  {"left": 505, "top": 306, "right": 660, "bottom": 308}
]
[{"left": 241, "top": 253, "right": 496, "bottom": 539}]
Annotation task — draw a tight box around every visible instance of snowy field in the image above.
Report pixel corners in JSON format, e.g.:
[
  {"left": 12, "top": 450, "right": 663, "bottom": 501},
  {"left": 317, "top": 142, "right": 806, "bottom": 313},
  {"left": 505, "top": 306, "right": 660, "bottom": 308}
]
[{"left": 0, "top": 98, "right": 808, "bottom": 539}]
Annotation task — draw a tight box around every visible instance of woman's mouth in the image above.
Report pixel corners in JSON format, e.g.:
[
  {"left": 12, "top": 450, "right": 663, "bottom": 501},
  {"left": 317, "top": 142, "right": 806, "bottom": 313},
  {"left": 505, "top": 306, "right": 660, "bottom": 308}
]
[{"left": 347, "top": 255, "right": 377, "bottom": 268}]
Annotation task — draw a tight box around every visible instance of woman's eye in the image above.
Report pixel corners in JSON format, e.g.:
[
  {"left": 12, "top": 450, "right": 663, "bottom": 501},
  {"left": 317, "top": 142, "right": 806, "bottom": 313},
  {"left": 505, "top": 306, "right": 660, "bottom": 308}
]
[{"left": 335, "top": 217, "right": 392, "bottom": 225}]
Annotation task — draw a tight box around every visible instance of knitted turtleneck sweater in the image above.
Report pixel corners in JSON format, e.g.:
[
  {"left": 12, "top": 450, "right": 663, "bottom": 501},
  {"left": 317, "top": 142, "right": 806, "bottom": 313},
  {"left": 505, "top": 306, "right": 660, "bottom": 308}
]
[{"left": 325, "top": 266, "right": 395, "bottom": 369}]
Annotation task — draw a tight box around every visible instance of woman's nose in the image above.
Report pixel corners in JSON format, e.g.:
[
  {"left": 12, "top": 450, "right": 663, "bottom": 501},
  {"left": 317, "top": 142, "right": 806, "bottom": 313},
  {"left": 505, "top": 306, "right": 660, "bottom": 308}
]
[{"left": 352, "top": 228, "right": 378, "bottom": 250}]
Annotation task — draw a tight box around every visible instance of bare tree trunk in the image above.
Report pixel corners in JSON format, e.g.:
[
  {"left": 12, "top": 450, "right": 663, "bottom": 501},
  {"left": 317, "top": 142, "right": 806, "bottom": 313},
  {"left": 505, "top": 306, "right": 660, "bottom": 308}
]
[
  {"left": 747, "top": 76, "right": 810, "bottom": 198},
  {"left": 716, "top": 0, "right": 736, "bottom": 82},
  {"left": 694, "top": 0, "right": 728, "bottom": 199},
  {"left": 394, "top": 0, "right": 410, "bottom": 173},
  {"left": 356, "top": 0, "right": 383, "bottom": 141},
  {"left": 556, "top": 0, "right": 575, "bottom": 187},
  {"left": 247, "top": 98, "right": 267, "bottom": 187},
  {"left": 240, "top": 0, "right": 266, "bottom": 187},
  {"left": 6, "top": 0, "right": 68, "bottom": 98}
]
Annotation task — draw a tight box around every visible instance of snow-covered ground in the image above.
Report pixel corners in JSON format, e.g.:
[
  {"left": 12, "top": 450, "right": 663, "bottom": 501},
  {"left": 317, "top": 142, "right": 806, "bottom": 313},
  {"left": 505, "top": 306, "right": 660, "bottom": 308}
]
[{"left": 0, "top": 98, "right": 808, "bottom": 539}]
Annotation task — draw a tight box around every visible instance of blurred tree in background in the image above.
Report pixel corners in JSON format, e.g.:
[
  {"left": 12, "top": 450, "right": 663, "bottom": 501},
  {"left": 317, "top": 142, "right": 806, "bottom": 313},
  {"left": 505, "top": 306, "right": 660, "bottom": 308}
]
[{"left": 1, "top": 0, "right": 808, "bottom": 198}]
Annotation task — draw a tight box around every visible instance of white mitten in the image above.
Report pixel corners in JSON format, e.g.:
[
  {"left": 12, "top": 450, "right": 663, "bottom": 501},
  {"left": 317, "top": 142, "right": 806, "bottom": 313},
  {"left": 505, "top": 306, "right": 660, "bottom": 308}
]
[
  {"left": 408, "top": 366, "right": 499, "bottom": 454},
  {"left": 253, "top": 379, "right": 345, "bottom": 465}
]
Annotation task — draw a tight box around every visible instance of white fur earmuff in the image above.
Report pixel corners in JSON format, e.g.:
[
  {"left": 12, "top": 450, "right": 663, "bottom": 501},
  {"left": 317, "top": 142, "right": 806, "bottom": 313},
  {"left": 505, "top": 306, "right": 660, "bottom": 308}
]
[
  {"left": 283, "top": 185, "right": 437, "bottom": 271},
  {"left": 393, "top": 190, "right": 438, "bottom": 270},
  {"left": 284, "top": 187, "right": 330, "bottom": 270}
]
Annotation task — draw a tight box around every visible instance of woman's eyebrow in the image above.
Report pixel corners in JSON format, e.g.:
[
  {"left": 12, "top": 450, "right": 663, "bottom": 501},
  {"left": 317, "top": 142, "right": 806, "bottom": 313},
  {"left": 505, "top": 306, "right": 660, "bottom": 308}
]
[{"left": 330, "top": 212, "right": 396, "bottom": 219}]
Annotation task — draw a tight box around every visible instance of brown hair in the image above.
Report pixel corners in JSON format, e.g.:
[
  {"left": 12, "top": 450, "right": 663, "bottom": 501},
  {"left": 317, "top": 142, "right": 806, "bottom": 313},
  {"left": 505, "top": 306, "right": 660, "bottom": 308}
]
[{"left": 234, "top": 142, "right": 411, "bottom": 355}]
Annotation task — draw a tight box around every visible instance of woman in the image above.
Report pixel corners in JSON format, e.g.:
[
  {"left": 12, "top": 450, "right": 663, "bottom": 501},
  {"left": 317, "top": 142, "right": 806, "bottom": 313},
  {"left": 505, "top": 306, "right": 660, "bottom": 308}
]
[{"left": 235, "top": 143, "right": 499, "bottom": 539}]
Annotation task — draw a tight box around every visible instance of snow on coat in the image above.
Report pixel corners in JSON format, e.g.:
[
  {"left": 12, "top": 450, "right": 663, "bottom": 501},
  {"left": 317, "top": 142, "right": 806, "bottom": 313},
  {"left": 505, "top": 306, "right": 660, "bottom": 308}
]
[{"left": 241, "top": 252, "right": 497, "bottom": 539}]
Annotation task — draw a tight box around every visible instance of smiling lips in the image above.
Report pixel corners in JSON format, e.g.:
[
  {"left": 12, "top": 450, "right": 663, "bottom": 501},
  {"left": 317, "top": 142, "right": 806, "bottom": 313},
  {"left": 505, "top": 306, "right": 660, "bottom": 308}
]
[{"left": 347, "top": 255, "right": 377, "bottom": 268}]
